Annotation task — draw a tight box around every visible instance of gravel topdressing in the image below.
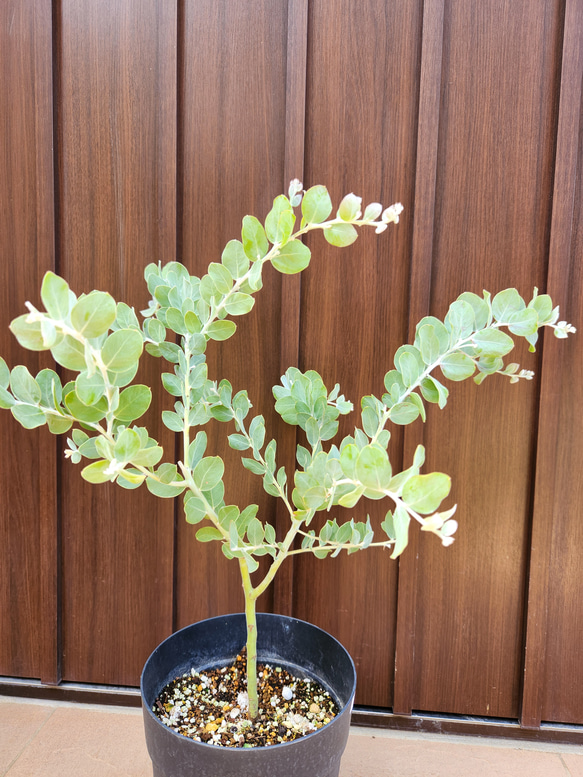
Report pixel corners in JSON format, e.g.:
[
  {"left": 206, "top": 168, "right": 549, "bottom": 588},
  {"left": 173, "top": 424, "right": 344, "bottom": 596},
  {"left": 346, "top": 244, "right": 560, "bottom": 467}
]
[{"left": 153, "top": 650, "right": 339, "bottom": 748}]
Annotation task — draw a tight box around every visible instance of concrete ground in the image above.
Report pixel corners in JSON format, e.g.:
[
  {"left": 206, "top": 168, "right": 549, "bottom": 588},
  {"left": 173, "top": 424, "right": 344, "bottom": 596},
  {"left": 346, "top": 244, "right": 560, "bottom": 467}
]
[{"left": 1, "top": 696, "right": 582, "bottom": 776}]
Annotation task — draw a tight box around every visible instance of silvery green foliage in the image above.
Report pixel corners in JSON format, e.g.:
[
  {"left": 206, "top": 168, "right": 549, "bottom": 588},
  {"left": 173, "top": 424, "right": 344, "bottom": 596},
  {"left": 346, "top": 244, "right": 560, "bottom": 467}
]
[{"left": 0, "top": 184, "right": 576, "bottom": 567}]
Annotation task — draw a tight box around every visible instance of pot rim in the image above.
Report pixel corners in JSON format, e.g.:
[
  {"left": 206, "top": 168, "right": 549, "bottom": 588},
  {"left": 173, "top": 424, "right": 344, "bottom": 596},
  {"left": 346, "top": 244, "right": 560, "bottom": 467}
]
[{"left": 140, "top": 612, "right": 356, "bottom": 753}]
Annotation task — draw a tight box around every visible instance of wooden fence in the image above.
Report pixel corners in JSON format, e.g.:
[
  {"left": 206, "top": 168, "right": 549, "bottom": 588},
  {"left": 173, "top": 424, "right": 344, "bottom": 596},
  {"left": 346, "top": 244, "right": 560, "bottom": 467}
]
[{"left": 1, "top": 0, "right": 581, "bottom": 733}]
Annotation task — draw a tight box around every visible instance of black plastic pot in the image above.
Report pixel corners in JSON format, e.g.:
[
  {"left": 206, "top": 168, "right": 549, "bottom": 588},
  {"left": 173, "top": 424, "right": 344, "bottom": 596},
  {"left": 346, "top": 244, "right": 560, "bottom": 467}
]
[{"left": 141, "top": 613, "right": 356, "bottom": 777}]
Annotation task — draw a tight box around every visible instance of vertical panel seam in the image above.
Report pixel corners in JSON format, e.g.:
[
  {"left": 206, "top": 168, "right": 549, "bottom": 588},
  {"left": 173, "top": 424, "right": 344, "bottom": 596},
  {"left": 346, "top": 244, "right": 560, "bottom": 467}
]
[
  {"left": 272, "top": 0, "right": 309, "bottom": 617},
  {"left": 172, "top": 0, "right": 186, "bottom": 636},
  {"left": 392, "top": 0, "right": 445, "bottom": 716},
  {"left": 37, "top": 0, "right": 62, "bottom": 685},
  {"left": 520, "top": 0, "right": 583, "bottom": 729}
]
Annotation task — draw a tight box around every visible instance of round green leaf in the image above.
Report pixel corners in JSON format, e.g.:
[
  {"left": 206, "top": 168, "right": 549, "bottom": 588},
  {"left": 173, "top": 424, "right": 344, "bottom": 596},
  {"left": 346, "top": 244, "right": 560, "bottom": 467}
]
[
  {"left": 71, "top": 291, "right": 116, "bottom": 338},
  {"left": 223, "top": 292, "right": 255, "bottom": 316},
  {"left": 10, "top": 365, "right": 41, "bottom": 404},
  {"left": 75, "top": 371, "right": 105, "bottom": 406},
  {"left": 337, "top": 193, "right": 362, "bottom": 221},
  {"left": 529, "top": 293, "right": 553, "bottom": 324},
  {"left": 166, "top": 307, "right": 189, "bottom": 335},
  {"left": 46, "top": 414, "right": 73, "bottom": 434},
  {"left": 131, "top": 443, "right": 163, "bottom": 468},
  {"left": 36, "top": 368, "right": 63, "bottom": 409},
  {"left": 402, "top": 473, "right": 451, "bottom": 514},
  {"left": 101, "top": 329, "right": 143, "bottom": 373},
  {"left": 440, "top": 352, "right": 476, "bottom": 381},
  {"left": 301, "top": 185, "right": 333, "bottom": 224},
  {"left": 199, "top": 275, "right": 220, "bottom": 304},
  {"left": 184, "top": 494, "right": 208, "bottom": 524},
  {"left": 194, "top": 456, "right": 224, "bottom": 490},
  {"left": 265, "top": 195, "right": 295, "bottom": 243},
  {"left": 388, "top": 400, "right": 421, "bottom": 425},
  {"left": 161, "top": 372, "right": 183, "bottom": 397},
  {"left": 208, "top": 262, "right": 234, "bottom": 294},
  {"left": 77, "top": 437, "right": 100, "bottom": 459},
  {"left": 11, "top": 404, "right": 46, "bottom": 429},
  {"left": 10, "top": 315, "right": 47, "bottom": 351},
  {"left": 51, "top": 334, "right": 86, "bottom": 370},
  {"left": 337, "top": 486, "right": 365, "bottom": 509},
  {"left": 457, "top": 292, "right": 490, "bottom": 330},
  {"left": 420, "top": 376, "right": 449, "bottom": 409},
  {"left": 507, "top": 308, "right": 538, "bottom": 337},
  {"left": 445, "top": 300, "right": 476, "bottom": 340},
  {"left": 81, "top": 460, "right": 112, "bottom": 484},
  {"left": 472, "top": 328, "right": 515, "bottom": 357},
  {"left": 363, "top": 202, "right": 383, "bottom": 221},
  {"left": 417, "top": 324, "right": 443, "bottom": 366},
  {"left": 113, "top": 428, "right": 141, "bottom": 462},
  {"left": 340, "top": 443, "right": 358, "bottom": 479},
  {"left": 221, "top": 240, "right": 250, "bottom": 279},
  {"left": 187, "top": 431, "right": 208, "bottom": 469},
  {"left": 271, "top": 241, "right": 311, "bottom": 275},
  {"left": 146, "top": 472, "right": 185, "bottom": 498},
  {"left": 162, "top": 410, "right": 184, "bottom": 432},
  {"left": 41, "top": 271, "right": 71, "bottom": 320},
  {"left": 397, "top": 348, "right": 423, "bottom": 387},
  {"left": 196, "top": 526, "right": 224, "bottom": 543},
  {"left": 246, "top": 517, "right": 265, "bottom": 546},
  {"left": 492, "top": 288, "right": 525, "bottom": 322},
  {"left": 323, "top": 222, "right": 358, "bottom": 247},
  {"left": 114, "top": 302, "right": 140, "bottom": 330},
  {"left": 117, "top": 469, "right": 146, "bottom": 489},
  {"left": 184, "top": 310, "right": 202, "bottom": 334},
  {"left": 241, "top": 216, "right": 269, "bottom": 261},
  {"left": 206, "top": 320, "right": 237, "bottom": 341},
  {"left": 389, "top": 505, "right": 411, "bottom": 559},
  {"left": 115, "top": 385, "right": 152, "bottom": 423},
  {"left": 64, "top": 390, "right": 107, "bottom": 423},
  {"left": 144, "top": 317, "right": 166, "bottom": 344},
  {"left": 355, "top": 445, "right": 392, "bottom": 491}
]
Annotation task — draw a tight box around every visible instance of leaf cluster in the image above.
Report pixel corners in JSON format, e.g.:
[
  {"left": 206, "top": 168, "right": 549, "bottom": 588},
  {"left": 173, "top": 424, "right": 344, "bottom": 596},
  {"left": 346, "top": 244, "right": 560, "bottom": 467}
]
[{"left": 0, "top": 184, "right": 575, "bottom": 586}]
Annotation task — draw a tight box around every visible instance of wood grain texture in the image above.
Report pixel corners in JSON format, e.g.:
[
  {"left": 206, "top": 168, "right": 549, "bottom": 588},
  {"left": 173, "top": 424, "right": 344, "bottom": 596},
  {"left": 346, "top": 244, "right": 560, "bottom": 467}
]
[
  {"left": 295, "top": 0, "right": 423, "bottom": 708},
  {"left": 175, "top": 0, "right": 289, "bottom": 627},
  {"left": 392, "top": 0, "right": 445, "bottom": 716},
  {"left": 0, "top": 0, "right": 57, "bottom": 681},
  {"left": 410, "top": 0, "right": 563, "bottom": 718},
  {"left": 523, "top": 0, "right": 583, "bottom": 727},
  {"left": 0, "top": 0, "right": 581, "bottom": 728},
  {"left": 57, "top": 0, "right": 177, "bottom": 685},
  {"left": 273, "top": 0, "right": 309, "bottom": 617}
]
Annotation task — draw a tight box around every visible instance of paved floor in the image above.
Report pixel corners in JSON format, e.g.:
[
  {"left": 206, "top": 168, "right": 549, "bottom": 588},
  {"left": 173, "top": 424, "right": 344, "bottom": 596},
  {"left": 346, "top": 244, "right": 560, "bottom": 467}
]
[{"left": 1, "top": 696, "right": 582, "bottom": 776}]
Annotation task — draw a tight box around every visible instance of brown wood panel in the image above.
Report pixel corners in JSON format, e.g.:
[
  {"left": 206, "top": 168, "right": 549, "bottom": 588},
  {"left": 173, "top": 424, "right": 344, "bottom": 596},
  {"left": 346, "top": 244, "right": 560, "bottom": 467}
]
[
  {"left": 522, "top": 0, "right": 583, "bottom": 726},
  {"left": 295, "top": 0, "right": 423, "bottom": 708},
  {"left": 0, "top": 0, "right": 57, "bottom": 681},
  {"left": 57, "top": 0, "right": 177, "bottom": 685},
  {"left": 175, "top": 0, "right": 289, "bottom": 627},
  {"left": 273, "top": 0, "right": 309, "bottom": 616},
  {"left": 539, "top": 171, "right": 583, "bottom": 723},
  {"left": 393, "top": 0, "right": 445, "bottom": 716},
  {"left": 0, "top": 0, "right": 581, "bottom": 728},
  {"left": 410, "top": 0, "right": 563, "bottom": 718}
]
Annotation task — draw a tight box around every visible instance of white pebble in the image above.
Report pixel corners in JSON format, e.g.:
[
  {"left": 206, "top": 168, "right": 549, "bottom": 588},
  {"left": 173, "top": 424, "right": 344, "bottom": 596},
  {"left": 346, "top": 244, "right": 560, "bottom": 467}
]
[
  {"left": 282, "top": 686, "right": 293, "bottom": 700},
  {"left": 230, "top": 707, "right": 240, "bottom": 719}
]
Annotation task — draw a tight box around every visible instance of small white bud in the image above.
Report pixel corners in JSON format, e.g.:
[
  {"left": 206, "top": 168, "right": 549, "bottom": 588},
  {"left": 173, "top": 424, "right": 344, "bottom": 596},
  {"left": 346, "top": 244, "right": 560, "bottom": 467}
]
[{"left": 381, "top": 203, "right": 404, "bottom": 224}]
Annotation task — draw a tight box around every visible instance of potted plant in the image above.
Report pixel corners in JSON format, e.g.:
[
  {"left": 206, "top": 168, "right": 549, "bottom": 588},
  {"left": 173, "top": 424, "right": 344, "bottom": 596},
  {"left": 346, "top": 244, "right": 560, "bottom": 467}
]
[{"left": 0, "top": 180, "right": 575, "bottom": 776}]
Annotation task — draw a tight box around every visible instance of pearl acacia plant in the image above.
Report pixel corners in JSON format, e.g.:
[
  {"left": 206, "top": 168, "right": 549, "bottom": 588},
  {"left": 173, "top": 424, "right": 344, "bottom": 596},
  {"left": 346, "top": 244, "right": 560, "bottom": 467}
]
[{"left": 0, "top": 180, "right": 575, "bottom": 719}]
